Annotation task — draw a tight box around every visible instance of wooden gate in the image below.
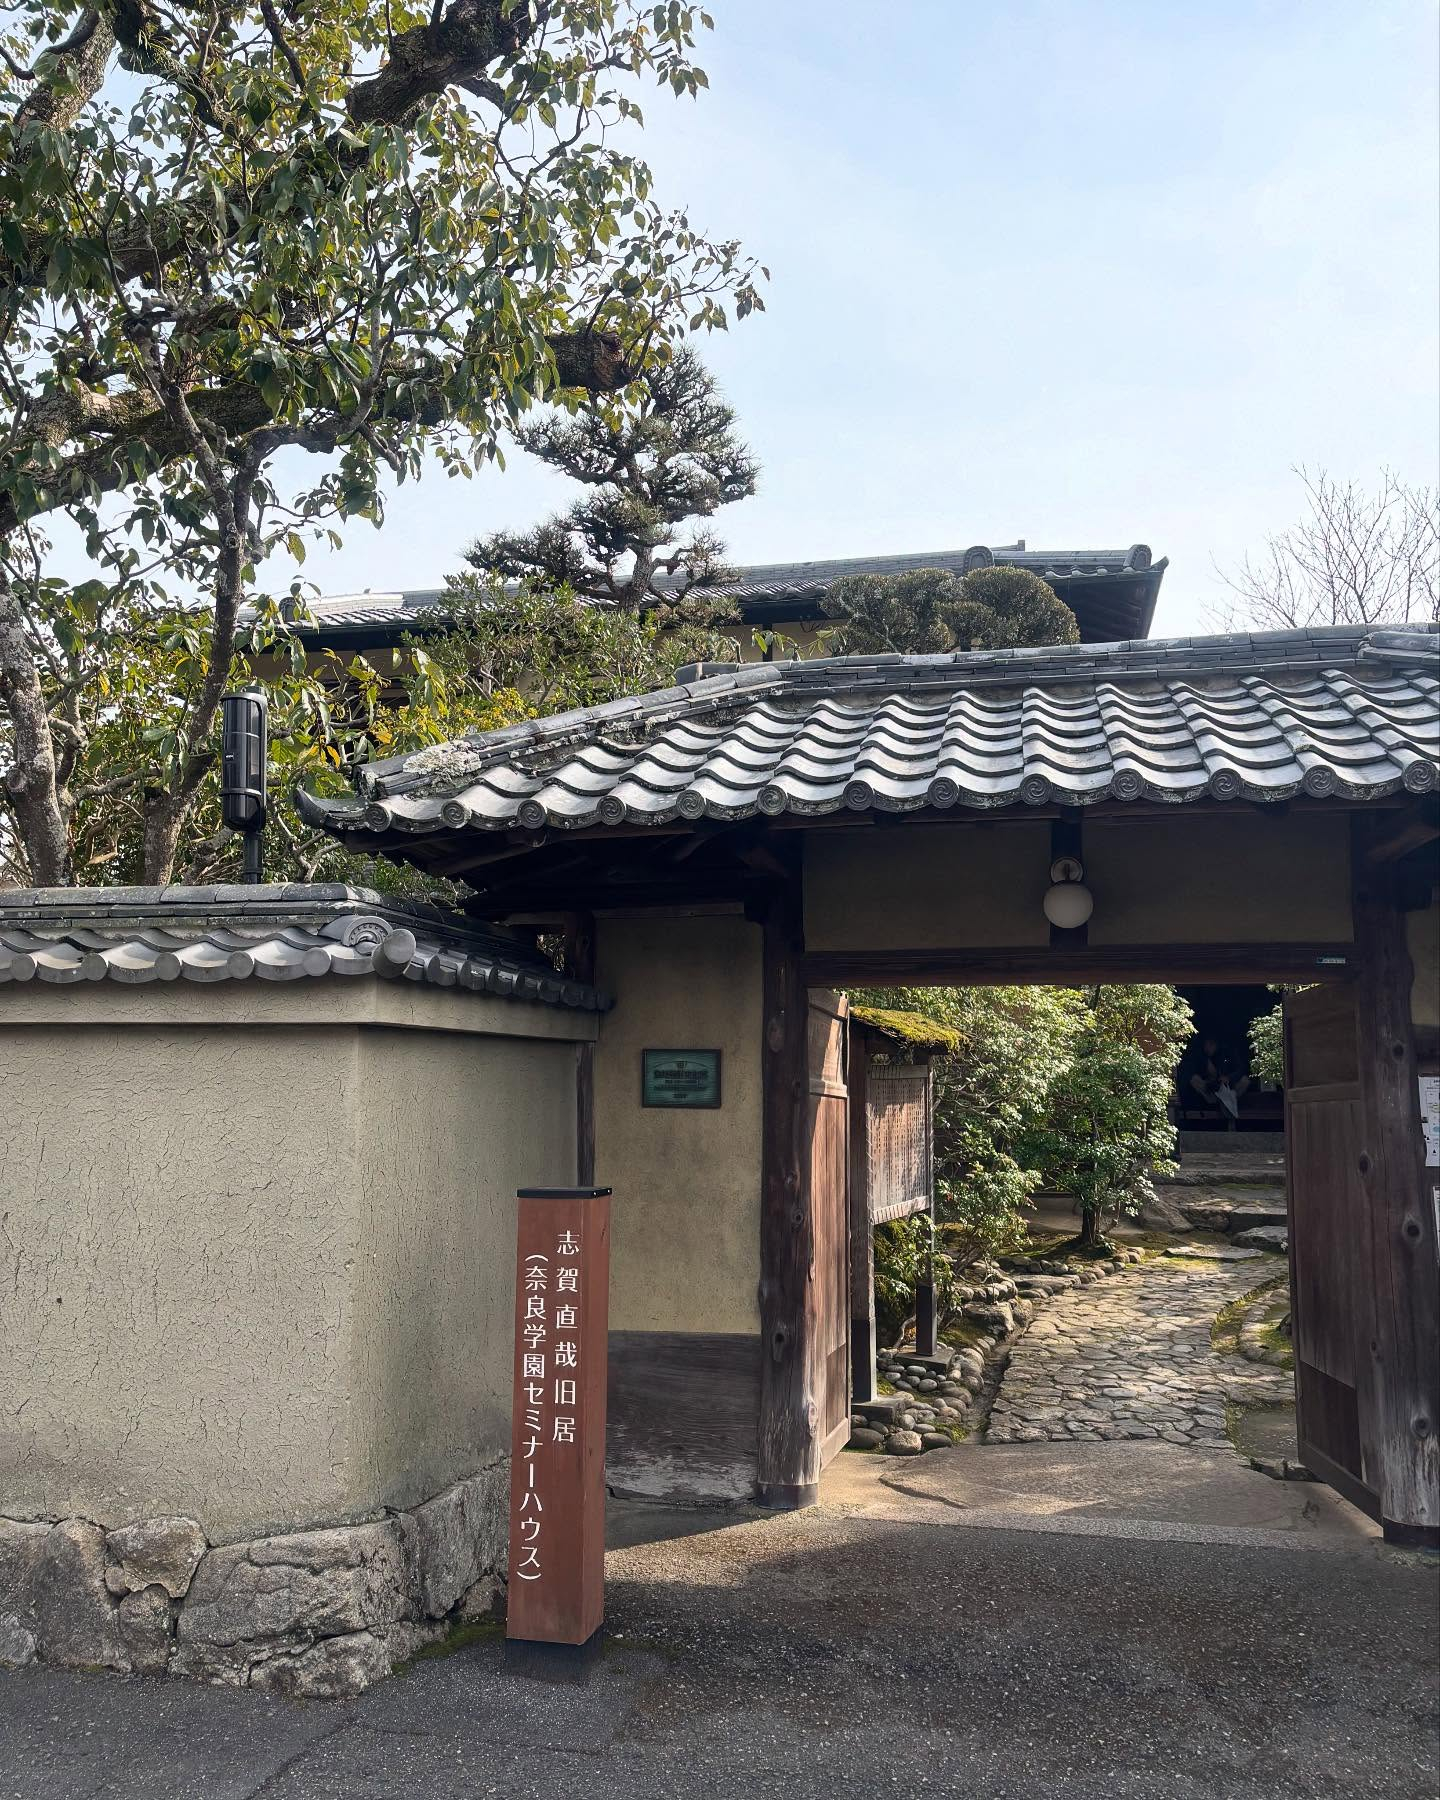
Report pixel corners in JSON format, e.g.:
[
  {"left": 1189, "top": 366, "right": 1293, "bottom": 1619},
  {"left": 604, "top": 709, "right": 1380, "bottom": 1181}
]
[
  {"left": 808, "top": 991, "right": 852, "bottom": 1468},
  {"left": 1284, "top": 984, "right": 1380, "bottom": 1519}
]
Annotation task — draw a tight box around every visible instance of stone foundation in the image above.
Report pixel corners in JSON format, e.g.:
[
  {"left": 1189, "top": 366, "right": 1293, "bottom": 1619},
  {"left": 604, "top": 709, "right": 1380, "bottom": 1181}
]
[{"left": 0, "top": 1459, "right": 506, "bottom": 1698}]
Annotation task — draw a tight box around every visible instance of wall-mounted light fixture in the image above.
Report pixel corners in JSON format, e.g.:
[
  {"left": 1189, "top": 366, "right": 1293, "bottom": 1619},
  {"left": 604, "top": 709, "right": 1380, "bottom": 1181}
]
[
  {"left": 221, "top": 687, "right": 269, "bottom": 885},
  {"left": 1043, "top": 854, "right": 1094, "bottom": 929}
]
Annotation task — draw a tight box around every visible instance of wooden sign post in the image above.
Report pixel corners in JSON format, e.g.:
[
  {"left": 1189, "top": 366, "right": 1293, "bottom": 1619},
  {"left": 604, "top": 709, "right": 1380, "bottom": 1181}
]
[{"left": 505, "top": 1186, "right": 611, "bottom": 1648}]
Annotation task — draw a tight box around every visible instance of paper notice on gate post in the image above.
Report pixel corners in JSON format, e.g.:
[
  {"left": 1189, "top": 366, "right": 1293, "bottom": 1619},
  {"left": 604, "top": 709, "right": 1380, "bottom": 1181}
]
[{"left": 1420, "top": 1075, "right": 1440, "bottom": 1168}]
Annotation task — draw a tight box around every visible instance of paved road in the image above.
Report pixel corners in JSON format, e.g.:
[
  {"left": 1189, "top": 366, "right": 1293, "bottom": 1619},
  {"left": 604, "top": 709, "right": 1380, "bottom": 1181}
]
[
  {"left": 989, "top": 1256, "right": 1291, "bottom": 1445},
  {"left": 2, "top": 1455, "right": 1435, "bottom": 1800}
]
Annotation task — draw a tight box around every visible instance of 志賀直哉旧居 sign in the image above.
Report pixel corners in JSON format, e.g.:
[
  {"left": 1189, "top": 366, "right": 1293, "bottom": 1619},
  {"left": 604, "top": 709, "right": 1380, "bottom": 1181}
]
[
  {"left": 641, "top": 1048, "right": 722, "bottom": 1108},
  {"left": 506, "top": 1187, "right": 611, "bottom": 1648}
]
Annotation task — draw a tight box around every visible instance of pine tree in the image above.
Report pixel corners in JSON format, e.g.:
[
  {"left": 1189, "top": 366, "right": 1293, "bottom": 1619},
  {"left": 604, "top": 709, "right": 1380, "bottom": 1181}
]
[{"left": 466, "top": 347, "right": 758, "bottom": 612}]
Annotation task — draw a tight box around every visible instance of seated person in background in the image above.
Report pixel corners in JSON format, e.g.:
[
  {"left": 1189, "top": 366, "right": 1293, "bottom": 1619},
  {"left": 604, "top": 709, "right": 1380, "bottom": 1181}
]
[{"left": 1184, "top": 1036, "right": 1253, "bottom": 1124}]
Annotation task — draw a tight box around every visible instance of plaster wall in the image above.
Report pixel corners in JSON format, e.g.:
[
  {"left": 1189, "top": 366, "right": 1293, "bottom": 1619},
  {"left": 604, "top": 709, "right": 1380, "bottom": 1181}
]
[
  {"left": 350, "top": 1026, "right": 575, "bottom": 1512},
  {"left": 0, "top": 985, "right": 582, "bottom": 1540},
  {"left": 803, "top": 811, "right": 1352, "bottom": 952},
  {"left": 805, "top": 824, "right": 1052, "bottom": 950},
  {"left": 1084, "top": 813, "right": 1351, "bottom": 945},
  {"left": 593, "top": 912, "right": 763, "bottom": 1336},
  {"left": 0, "top": 1020, "right": 361, "bottom": 1538}
]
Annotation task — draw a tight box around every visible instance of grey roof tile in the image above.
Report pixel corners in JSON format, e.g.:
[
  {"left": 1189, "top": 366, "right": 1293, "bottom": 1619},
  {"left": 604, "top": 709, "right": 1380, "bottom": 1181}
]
[
  {"left": 302, "top": 624, "right": 1440, "bottom": 838},
  {"left": 0, "top": 885, "right": 608, "bottom": 1011}
]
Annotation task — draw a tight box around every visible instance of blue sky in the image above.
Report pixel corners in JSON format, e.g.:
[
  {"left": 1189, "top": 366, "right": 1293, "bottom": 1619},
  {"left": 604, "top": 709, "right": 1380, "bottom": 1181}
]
[{"left": 92, "top": 1, "right": 1440, "bottom": 632}]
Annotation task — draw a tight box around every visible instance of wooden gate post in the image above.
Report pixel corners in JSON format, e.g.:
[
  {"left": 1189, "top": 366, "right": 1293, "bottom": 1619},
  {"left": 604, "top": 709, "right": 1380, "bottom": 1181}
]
[
  {"left": 757, "top": 877, "right": 821, "bottom": 1508},
  {"left": 506, "top": 1186, "right": 611, "bottom": 1645},
  {"left": 1352, "top": 820, "right": 1440, "bottom": 1545}
]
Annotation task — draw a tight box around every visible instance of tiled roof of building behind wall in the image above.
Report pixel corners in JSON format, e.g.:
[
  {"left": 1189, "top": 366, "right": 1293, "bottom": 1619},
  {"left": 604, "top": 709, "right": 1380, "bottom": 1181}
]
[
  {"left": 297, "top": 624, "right": 1440, "bottom": 841},
  {"left": 280, "top": 540, "right": 1168, "bottom": 647},
  {"left": 0, "top": 883, "right": 609, "bottom": 1009}
]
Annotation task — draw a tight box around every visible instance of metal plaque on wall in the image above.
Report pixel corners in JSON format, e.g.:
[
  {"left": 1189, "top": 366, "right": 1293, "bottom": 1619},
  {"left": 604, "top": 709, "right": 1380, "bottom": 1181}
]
[{"left": 641, "top": 1049, "right": 722, "bottom": 1108}]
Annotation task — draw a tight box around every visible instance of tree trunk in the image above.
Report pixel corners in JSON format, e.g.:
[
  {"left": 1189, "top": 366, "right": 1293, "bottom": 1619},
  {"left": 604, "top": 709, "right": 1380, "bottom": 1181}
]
[
  {"left": 139, "top": 795, "right": 187, "bottom": 887},
  {"left": 0, "top": 572, "right": 73, "bottom": 884},
  {"left": 1077, "top": 1207, "right": 1099, "bottom": 1248}
]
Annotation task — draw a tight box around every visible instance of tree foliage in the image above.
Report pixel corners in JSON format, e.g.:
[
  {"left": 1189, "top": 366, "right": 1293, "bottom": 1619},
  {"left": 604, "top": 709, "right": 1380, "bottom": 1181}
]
[
  {"left": 0, "top": 0, "right": 762, "bottom": 883},
  {"left": 1220, "top": 467, "right": 1439, "bottom": 630},
  {"left": 466, "top": 344, "right": 758, "bottom": 610},
  {"left": 1020, "top": 984, "right": 1194, "bottom": 1247},
  {"left": 825, "top": 563, "right": 1080, "bottom": 657},
  {"left": 854, "top": 984, "right": 1086, "bottom": 1271},
  {"left": 1249, "top": 1001, "right": 1285, "bottom": 1087},
  {"left": 27, "top": 577, "right": 743, "bottom": 890}
]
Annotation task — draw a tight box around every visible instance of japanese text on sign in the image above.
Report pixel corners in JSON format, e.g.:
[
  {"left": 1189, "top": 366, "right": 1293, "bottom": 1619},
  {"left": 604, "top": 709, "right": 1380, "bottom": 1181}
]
[{"left": 512, "top": 1228, "right": 584, "bottom": 1584}]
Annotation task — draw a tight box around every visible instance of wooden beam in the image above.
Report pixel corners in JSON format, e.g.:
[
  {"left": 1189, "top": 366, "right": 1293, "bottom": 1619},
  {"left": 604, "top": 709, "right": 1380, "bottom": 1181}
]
[
  {"left": 799, "top": 943, "right": 1358, "bottom": 988},
  {"left": 1361, "top": 797, "right": 1440, "bottom": 868},
  {"left": 756, "top": 865, "right": 820, "bottom": 1509},
  {"left": 1350, "top": 817, "right": 1440, "bottom": 1545}
]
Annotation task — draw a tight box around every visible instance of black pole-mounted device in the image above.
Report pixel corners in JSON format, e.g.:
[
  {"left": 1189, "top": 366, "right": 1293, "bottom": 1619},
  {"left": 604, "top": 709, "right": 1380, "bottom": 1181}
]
[{"left": 220, "top": 687, "right": 268, "bottom": 885}]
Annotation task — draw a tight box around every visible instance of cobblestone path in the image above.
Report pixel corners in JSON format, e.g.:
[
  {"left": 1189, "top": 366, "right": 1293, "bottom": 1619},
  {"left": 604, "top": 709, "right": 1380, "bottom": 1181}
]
[{"left": 986, "top": 1257, "right": 1291, "bottom": 1446}]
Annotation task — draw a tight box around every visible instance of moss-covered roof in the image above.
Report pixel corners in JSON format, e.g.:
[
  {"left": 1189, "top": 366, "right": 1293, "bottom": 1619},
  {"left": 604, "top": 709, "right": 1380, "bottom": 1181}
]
[{"left": 849, "top": 1004, "right": 960, "bottom": 1056}]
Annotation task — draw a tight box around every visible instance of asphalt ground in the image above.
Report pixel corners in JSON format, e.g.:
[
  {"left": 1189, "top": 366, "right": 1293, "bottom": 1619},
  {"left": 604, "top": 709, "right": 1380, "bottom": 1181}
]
[{"left": 2, "top": 1444, "right": 1435, "bottom": 1800}]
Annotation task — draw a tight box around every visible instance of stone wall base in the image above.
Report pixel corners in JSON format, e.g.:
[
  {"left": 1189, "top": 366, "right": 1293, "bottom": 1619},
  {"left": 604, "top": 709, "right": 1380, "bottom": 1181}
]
[{"left": 0, "top": 1459, "right": 508, "bottom": 1699}]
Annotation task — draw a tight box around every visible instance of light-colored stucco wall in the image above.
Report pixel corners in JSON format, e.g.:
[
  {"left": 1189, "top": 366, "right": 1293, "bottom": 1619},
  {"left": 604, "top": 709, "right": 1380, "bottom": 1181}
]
[
  {"left": 0, "top": 981, "right": 584, "bottom": 1540},
  {"left": 350, "top": 1026, "right": 575, "bottom": 1513},
  {"left": 1084, "top": 812, "right": 1351, "bottom": 945},
  {"left": 806, "top": 824, "right": 1052, "bottom": 950},
  {"left": 593, "top": 911, "right": 763, "bottom": 1335},
  {"left": 803, "top": 811, "right": 1352, "bottom": 951}
]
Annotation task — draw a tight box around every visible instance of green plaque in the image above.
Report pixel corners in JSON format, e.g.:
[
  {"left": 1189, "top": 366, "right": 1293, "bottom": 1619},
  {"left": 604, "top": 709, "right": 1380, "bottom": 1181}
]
[{"left": 642, "top": 1048, "right": 722, "bottom": 1109}]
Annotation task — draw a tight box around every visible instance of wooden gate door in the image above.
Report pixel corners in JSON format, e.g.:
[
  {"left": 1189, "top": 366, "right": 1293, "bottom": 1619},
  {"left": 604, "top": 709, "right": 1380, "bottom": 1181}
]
[
  {"left": 1284, "top": 984, "right": 1380, "bottom": 1519},
  {"left": 808, "top": 990, "right": 852, "bottom": 1468}
]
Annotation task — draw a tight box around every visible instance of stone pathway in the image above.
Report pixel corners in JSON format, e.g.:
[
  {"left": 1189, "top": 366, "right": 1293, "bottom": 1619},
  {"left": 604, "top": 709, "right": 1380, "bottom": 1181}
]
[{"left": 987, "top": 1256, "right": 1291, "bottom": 1446}]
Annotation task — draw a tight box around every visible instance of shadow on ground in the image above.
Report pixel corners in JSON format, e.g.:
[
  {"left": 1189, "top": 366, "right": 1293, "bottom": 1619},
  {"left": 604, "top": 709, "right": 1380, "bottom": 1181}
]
[{"left": 3, "top": 1444, "right": 1435, "bottom": 1800}]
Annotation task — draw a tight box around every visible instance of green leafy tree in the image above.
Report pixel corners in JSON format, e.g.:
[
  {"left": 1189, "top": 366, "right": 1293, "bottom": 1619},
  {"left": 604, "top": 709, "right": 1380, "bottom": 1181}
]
[
  {"left": 1022, "top": 985, "right": 1194, "bottom": 1251},
  {"left": 855, "top": 984, "right": 1086, "bottom": 1270},
  {"left": 466, "top": 344, "right": 758, "bottom": 611},
  {"left": 43, "top": 575, "right": 743, "bottom": 890},
  {"left": 418, "top": 576, "right": 741, "bottom": 712},
  {"left": 0, "top": 0, "right": 761, "bottom": 884},
  {"left": 1249, "top": 1000, "right": 1286, "bottom": 1087},
  {"left": 825, "top": 564, "right": 1080, "bottom": 657}
]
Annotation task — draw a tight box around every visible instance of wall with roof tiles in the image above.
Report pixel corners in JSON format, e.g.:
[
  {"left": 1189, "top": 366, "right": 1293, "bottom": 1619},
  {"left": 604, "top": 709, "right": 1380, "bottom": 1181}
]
[
  {"left": 593, "top": 911, "right": 764, "bottom": 1338},
  {"left": 0, "top": 993, "right": 578, "bottom": 1540}
]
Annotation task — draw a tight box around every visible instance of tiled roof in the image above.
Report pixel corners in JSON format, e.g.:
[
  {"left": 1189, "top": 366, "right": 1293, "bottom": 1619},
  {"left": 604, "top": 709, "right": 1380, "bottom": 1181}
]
[
  {"left": 0, "top": 884, "right": 607, "bottom": 1009},
  {"left": 283, "top": 541, "right": 1165, "bottom": 644},
  {"left": 298, "top": 625, "right": 1440, "bottom": 841}
]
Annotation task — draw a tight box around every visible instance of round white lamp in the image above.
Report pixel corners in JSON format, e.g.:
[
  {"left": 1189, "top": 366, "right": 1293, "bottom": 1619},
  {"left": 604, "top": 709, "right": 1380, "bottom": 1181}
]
[{"left": 1043, "top": 855, "right": 1094, "bottom": 929}]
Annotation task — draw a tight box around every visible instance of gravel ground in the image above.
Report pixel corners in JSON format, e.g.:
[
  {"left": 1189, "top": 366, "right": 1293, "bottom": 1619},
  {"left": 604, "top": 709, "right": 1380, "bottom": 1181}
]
[{"left": 2, "top": 1477, "right": 1435, "bottom": 1800}]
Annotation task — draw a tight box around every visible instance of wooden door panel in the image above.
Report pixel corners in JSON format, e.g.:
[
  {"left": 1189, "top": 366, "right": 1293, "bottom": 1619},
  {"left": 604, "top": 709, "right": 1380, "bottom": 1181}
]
[
  {"left": 808, "top": 993, "right": 851, "bottom": 1467},
  {"left": 1284, "top": 985, "right": 1380, "bottom": 1520}
]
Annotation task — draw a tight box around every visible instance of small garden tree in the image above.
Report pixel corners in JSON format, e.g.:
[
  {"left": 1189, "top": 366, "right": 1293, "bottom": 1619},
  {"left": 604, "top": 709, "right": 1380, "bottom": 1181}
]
[
  {"left": 466, "top": 346, "right": 758, "bottom": 612},
  {"left": 825, "top": 564, "right": 1080, "bottom": 657},
  {"left": 1248, "top": 997, "right": 1286, "bottom": 1087},
  {"left": 1022, "top": 985, "right": 1194, "bottom": 1251},
  {"left": 855, "top": 984, "right": 1086, "bottom": 1301}
]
